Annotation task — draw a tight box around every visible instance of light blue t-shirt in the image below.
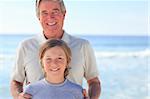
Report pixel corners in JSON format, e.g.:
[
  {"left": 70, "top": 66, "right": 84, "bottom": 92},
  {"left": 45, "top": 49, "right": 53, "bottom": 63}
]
[{"left": 24, "top": 79, "right": 83, "bottom": 99}]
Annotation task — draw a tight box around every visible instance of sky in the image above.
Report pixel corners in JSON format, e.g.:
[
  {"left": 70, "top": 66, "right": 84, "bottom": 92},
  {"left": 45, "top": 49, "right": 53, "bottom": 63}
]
[{"left": 0, "top": 0, "right": 149, "bottom": 36}]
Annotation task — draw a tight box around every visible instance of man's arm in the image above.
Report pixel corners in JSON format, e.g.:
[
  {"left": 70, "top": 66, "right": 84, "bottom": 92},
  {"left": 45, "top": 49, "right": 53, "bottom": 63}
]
[
  {"left": 11, "top": 80, "right": 23, "bottom": 99},
  {"left": 10, "top": 80, "right": 32, "bottom": 99},
  {"left": 88, "top": 77, "right": 101, "bottom": 99}
]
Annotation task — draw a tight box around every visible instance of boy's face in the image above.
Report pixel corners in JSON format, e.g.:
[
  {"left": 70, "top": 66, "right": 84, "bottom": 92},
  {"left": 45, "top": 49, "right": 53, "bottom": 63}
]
[{"left": 42, "top": 46, "right": 67, "bottom": 79}]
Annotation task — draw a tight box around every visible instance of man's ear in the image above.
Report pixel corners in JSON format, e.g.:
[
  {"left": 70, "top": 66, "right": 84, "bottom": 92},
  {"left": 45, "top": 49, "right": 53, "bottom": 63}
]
[
  {"left": 38, "top": 17, "right": 40, "bottom": 21},
  {"left": 63, "top": 11, "right": 66, "bottom": 17}
]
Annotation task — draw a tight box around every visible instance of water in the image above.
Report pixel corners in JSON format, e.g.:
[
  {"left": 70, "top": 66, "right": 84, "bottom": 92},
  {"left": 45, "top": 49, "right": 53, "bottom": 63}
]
[
  {"left": 81, "top": 35, "right": 149, "bottom": 51},
  {"left": 0, "top": 34, "right": 149, "bottom": 99}
]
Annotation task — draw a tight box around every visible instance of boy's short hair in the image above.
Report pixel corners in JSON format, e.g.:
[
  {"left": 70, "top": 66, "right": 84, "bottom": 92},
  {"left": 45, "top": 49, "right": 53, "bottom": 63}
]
[{"left": 39, "top": 39, "right": 71, "bottom": 78}]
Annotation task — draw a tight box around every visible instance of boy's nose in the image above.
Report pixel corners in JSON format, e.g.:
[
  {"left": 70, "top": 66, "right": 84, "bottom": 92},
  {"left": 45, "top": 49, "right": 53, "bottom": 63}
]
[{"left": 50, "top": 61, "right": 58, "bottom": 68}]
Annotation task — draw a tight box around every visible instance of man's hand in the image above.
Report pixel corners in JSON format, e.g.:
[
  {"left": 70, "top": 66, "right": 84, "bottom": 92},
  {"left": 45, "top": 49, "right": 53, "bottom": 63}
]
[
  {"left": 83, "top": 89, "right": 89, "bottom": 99},
  {"left": 10, "top": 80, "right": 32, "bottom": 99},
  {"left": 17, "top": 92, "right": 32, "bottom": 99}
]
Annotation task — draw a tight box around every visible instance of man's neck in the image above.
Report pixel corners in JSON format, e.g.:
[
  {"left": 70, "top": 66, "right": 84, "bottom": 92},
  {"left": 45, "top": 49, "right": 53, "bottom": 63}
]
[{"left": 43, "top": 30, "right": 64, "bottom": 39}]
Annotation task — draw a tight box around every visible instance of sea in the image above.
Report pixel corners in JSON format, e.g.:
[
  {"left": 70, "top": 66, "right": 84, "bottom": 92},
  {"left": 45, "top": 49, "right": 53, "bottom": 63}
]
[{"left": 0, "top": 34, "right": 149, "bottom": 99}]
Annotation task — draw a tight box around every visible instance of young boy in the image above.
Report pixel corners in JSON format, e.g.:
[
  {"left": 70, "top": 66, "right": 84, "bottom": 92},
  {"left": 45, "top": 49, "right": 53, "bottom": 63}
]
[{"left": 24, "top": 39, "right": 83, "bottom": 99}]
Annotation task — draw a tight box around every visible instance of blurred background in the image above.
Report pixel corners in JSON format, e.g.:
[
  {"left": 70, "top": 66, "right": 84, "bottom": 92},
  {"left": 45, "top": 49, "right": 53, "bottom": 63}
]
[{"left": 0, "top": 0, "right": 149, "bottom": 99}]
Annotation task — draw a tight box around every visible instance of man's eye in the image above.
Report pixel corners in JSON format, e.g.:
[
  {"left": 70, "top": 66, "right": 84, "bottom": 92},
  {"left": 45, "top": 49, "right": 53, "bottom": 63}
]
[
  {"left": 41, "top": 12, "right": 48, "bottom": 16},
  {"left": 52, "top": 10, "right": 60, "bottom": 15},
  {"left": 53, "top": 11, "right": 58, "bottom": 14}
]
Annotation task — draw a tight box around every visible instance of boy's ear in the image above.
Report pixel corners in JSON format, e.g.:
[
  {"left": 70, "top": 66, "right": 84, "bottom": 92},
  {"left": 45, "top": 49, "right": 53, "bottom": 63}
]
[{"left": 40, "top": 60, "right": 42, "bottom": 65}]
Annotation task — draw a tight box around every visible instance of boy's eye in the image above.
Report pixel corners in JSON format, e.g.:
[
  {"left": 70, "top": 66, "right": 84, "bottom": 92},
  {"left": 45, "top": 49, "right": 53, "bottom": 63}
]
[
  {"left": 58, "top": 57, "right": 62, "bottom": 60},
  {"left": 46, "top": 58, "right": 51, "bottom": 61},
  {"left": 57, "top": 57, "right": 64, "bottom": 61}
]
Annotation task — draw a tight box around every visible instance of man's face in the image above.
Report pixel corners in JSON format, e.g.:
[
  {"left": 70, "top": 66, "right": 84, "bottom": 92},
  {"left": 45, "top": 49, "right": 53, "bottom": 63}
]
[{"left": 39, "top": 1, "right": 66, "bottom": 38}]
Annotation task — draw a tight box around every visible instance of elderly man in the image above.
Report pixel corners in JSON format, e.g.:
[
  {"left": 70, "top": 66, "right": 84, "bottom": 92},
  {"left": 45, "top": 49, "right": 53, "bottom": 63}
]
[{"left": 10, "top": 0, "right": 101, "bottom": 99}]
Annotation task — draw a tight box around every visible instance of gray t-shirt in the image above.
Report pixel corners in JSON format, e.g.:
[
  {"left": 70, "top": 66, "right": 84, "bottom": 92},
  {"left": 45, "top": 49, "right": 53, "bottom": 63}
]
[{"left": 24, "top": 79, "right": 83, "bottom": 99}]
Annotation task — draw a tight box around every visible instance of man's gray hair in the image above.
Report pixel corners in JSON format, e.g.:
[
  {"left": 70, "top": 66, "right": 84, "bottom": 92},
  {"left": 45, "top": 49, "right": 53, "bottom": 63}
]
[{"left": 35, "top": 0, "right": 66, "bottom": 18}]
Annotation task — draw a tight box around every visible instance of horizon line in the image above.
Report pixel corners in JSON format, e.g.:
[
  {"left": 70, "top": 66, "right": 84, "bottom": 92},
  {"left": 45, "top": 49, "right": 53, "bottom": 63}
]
[{"left": 0, "top": 33, "right": 149, "bottom": 37}]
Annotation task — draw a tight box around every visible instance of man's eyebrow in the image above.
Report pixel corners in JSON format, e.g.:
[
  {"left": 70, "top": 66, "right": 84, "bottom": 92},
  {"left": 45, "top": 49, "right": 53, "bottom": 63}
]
[
  {"left": 41, "top": 10, "right": 47, "bottom": 13},
  {"left": 41, "top": 9, "right": 60, "bottom": 13},
  {"left": 52, "top": 8, "right": 60, "bottom": 11}
]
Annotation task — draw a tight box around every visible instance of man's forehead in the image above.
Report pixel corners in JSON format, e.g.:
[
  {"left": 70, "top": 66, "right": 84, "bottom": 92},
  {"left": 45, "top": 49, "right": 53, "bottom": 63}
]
[{"left": 36, "top": 0, "right": 62, "bottom": 5}]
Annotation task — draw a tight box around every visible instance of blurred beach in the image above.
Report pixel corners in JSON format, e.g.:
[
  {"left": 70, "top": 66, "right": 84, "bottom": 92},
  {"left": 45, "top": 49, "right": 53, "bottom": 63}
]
[{"left": 0, "top": 34, "right": 149, "bottom": 99}]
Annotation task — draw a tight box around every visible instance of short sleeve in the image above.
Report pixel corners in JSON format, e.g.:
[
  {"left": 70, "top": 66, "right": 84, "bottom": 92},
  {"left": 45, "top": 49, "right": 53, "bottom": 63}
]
[
  {"left": 11, "top": 42, "right": 26, "bottom": 82},
  {"left": 83, "top": 41, "right": 99, "bottom": 80}
]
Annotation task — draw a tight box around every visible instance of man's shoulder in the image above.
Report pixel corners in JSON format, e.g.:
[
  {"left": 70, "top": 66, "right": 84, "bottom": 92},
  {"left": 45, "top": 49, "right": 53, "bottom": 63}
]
[
  {"left": 19, "top": 35, "right": 39, "bottom": 47},
  {"left": 21, "top": 35, "right": 38, "bottom": 43},
  {"left": 68, "top": 34, "right": 89, "bottom": 45}
]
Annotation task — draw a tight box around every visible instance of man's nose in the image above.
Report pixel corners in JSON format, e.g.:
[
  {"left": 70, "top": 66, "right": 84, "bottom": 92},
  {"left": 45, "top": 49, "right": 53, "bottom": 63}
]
[{"left": 48, "top": 13, "right": 55, "bottom": 19}]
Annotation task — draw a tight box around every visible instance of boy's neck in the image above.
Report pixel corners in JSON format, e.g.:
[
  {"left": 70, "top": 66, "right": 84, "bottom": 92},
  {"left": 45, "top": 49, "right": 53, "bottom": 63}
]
[{"left": 45, "top": 76, "right": 65, "bottom": 84}]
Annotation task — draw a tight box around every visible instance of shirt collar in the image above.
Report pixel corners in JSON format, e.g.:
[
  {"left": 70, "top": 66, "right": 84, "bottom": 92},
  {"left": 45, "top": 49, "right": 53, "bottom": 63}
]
[{"left": 37, "top": 31, "right": 70, "bottom": 45}]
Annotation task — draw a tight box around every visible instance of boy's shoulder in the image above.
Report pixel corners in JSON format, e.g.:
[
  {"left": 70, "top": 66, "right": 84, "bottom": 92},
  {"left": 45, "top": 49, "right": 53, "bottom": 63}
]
[
  {"left": 66, "top": 79, "right": 83, "bottom": 91},
  {"left": 24, "top": 79, "right": 45, "bottom": 95}
]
